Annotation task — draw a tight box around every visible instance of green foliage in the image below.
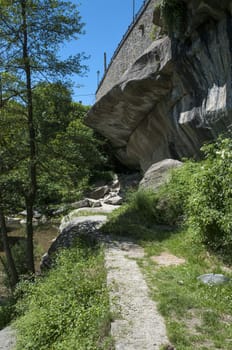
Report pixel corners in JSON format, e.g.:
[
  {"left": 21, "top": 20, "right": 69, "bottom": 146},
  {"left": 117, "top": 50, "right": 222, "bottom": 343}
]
[
  {"left": 33, "top": 82, "right": 73, "bottom": 143},
  {"left": 0, "top": 81, "right": 109, "bottom": 212},
  {"left": 141, "top": 227, "right": 232, "bottom": 349},
  {"left": 0, "top": 0, "right": 87, "bottom": 83},
  {"left": 11, "top": 241, "right": 28, "bottom": 276},
  {"left": 0, "top": 0, "right": 88, "bottom": 212},
  {"left": 0, "top": 298, "right": 16, "bottom": 330},
  {"left": 160, "top": 0, "right": 187, "bottom": 37},
  {"left": 104, "top": 136, "right": 232, "bottom": 258},
  {"left": 14, "top": 242, "right": 112, "bottom": 350},
  {"left": 0, "top": 103, "right": 27, "bottom": 212},
  {"left": 186, "top": 137, "right": 232, "bottom": 253},
  {"left": 1, "top": 241, "right": 27, "bottom": 290},
  {"left": 102, "top": 190, "right": 173, "bottom": 241},
  {"left": 157, "top": 161, "right": 201, "bottom": 224},
  {"left": 150, "top": 24, "right": 160, "bottom": 41}
]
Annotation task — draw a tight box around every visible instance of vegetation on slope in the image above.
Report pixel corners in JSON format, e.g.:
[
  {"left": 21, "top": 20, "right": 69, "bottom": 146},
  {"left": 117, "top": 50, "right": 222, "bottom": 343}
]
[
  {"left": 103, "top": 136, "right": 232, "bottom": 259},
  {"left": 14, "top": 238, "right": 113, "bottom": 350},
  {"left": 102, "top": 136, "right": 232, "bottom": 349}
]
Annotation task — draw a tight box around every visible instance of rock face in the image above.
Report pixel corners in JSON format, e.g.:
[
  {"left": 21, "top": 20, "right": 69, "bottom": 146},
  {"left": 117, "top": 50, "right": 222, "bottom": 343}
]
[{"left": 86, "top": 1, "right": 232, "bottom": 172}]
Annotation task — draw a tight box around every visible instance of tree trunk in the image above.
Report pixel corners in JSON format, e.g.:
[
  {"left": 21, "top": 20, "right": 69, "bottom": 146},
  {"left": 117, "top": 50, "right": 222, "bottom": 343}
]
[
  {"left": 0, "top": 207, "right": 19, "bottom": 288},
  {"left": 21, "top": 0, "right": 36, "bottom": 273},
  {"left": 25, "top": 198, "right": 35, "bottom": 273}
]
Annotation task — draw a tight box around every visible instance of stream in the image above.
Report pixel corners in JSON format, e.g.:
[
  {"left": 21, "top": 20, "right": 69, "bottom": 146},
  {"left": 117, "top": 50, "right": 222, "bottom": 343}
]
[{"left": 0, "top": 222, "right": 59, "bottom": 297}]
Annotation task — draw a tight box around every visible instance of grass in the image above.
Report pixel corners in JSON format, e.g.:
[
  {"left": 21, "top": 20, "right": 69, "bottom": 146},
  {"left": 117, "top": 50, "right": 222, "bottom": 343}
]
[
  {"left": 102, "top": 190, "right": 232, "bottom": 350},
  {"left": 0, "top": 223, "right": 59, "bottom": 330},
  {"left": 140, "top": 228, "right": 232, "bottom": 349},
  {"left": 14, "top": 238, "right": 113, "bottom": 350}
]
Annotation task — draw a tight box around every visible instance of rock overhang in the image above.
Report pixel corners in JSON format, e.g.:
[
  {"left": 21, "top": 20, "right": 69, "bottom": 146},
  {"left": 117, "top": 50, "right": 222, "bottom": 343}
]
[{"left": 85, "top": 1, "right": 232, "bottom": 172}]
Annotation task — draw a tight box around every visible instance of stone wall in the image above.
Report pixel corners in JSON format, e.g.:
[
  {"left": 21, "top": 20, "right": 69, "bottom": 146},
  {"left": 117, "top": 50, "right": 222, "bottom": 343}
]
[{"left": 96, "top": 0, "right": 158, "bottom": 101}]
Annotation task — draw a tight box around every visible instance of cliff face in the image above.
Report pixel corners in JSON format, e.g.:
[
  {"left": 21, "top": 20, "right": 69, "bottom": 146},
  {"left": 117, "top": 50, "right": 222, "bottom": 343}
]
[{"left": 86, "top": 1, "right": 232, "bottom": 171}]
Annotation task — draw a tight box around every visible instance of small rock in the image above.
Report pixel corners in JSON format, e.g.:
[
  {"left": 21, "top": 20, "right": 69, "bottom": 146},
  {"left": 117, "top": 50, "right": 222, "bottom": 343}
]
[
  {"left": 88, "top": 185, "right": 110, "bottom": 199},
  {"left": 197, "top": 273, "right": 230, "bottom": 285},
  {"left": 19, "top": 210, "right": 27, "bottom": 216},
  {"left": 87, "top": 198, "right": 102, "bottom": 207},
  {"left": 34, "top": 211, "right": 42, "bottom": 219},
  {"left": 6, "top": 217, "right": 21, "bottom": 225},
  {"left": 20, "top": 218, "right": 39, "bottom": 226},
  {"left": 40, "top": 215, "right": 47, "bottom": 224},
  {"left": 104, "top": 195, "right": 123, "bottom": 205},
  {"left": 111, "top": 179, "right": 120, "bottom": 190},
  {"left": 18, "top": 210, "right": 42, "bottom": 218},
  {"left": 70, "top": 199, "right": 90, "bottom": 209},
  {"left": 52, "top": 206, "right": 68, "bottom": 216}
]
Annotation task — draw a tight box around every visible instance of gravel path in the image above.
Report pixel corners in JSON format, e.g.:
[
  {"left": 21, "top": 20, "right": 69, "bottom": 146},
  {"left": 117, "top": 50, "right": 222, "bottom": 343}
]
[
  {"left": 105, "top": 237, "right": 169, "bottom": 350},
  {"left": 0, "top": 327, "right": 16, "bottom": 350}
]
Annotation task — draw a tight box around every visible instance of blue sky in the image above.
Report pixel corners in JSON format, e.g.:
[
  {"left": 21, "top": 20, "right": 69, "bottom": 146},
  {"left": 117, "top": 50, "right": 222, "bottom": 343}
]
[{"left": 62, "top": 0, "right": 145, "bottom": 106}]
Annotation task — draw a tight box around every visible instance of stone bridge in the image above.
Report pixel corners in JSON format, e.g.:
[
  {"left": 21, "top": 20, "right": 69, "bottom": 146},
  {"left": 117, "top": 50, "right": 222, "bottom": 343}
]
[
  {"left": 96, "top": 0, "right": 157, "bottom": 101},
  {"left": 86, "top": 0, "right": 232, "bottom": 171}
]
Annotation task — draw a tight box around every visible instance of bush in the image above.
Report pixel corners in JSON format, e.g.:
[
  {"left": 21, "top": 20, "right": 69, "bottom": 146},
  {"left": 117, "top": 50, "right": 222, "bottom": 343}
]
[
  {"left": 186, "top": 137, "right": 232, "bottom": 251},
  {"left": 157, "top": 161, "right": 201, "bottom": 224},
  {"left": 160, "top": 0, "right": 187, "bottom": 37},
  {"left": 14, "top": 241, "right": 112, "bottom": 350},
  {"left": 158, "top": 137, "right": 232, "bottom": 253},
  {"left": 0, "top": 298, "right": 16, "bottom": 330},
  {"left": 104, "top": 136, "right": 232, "bottom": 257}
]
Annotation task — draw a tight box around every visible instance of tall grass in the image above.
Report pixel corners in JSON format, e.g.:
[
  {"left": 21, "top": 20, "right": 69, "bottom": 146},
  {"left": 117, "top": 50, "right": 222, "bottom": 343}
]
[{"left": 14, "top": 239, "right": 113, "bottom": 350}]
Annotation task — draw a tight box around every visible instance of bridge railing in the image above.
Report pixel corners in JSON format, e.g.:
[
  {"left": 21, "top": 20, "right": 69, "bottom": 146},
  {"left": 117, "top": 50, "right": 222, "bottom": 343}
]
[{"left": 96, "top": 0, "right": 152, "bottom": 95}]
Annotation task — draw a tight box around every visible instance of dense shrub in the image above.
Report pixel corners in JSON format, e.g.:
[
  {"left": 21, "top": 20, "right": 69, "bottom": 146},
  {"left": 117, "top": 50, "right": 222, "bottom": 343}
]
[
  {"left": 0, "top": 298, "right": 16, "bottom": 330},
  {"left": 160, "top": 0, "right": 187, "bottom": 37},
  {"left": 186, "top": 137, "right": 232, "bottom": 250},
  {"left": 14, "top": 242, "right": 112, "bottom": 350},
  {"left": 158, "top": 137, "right": 232, "bottom": 252},
  {"left": 104, "top": 136, "right": 232, "bottom": 256}
]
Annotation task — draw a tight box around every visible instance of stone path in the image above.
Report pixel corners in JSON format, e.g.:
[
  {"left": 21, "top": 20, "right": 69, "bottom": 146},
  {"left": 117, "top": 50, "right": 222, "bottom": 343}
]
[
  {"left": 0, "top": 327, "right": 16, "bottom": 350},
  {"left": 104, "top": 237, "right": 169, "bottom": 350},
  {"left": 0, "top": 225, "right": 170, "bottom": 350}
]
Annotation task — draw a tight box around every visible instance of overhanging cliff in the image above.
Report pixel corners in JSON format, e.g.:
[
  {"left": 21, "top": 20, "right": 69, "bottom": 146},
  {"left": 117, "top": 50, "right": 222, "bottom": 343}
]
[{"left": 85, "top": 0, "right": 232, "bottom": 171}]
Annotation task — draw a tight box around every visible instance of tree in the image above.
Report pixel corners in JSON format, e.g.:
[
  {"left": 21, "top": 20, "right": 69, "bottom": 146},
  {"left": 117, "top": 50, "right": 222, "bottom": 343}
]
[
  {"left": 0, "top": 102, "right": 27, "bottom": 287},
  {"left": 0, "top": 0, "right": 87, "bottom": 273},
  {"left": 33, "top": 82, "right": 73, "bottom": 143}
]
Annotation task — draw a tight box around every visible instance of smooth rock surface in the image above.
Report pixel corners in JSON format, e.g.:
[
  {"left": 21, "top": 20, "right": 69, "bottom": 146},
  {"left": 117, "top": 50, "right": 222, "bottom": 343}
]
[
  {"left": 197, "top": 273, "right": 230, "bottom": 285},
  {"left": 40, "top": 216, "right": 107, "bottom": 270},
  {"left": 0, "top": 327, "right": 16, "bottom": 350},
  {"left": 59, "top": 205, "right": 119, "bottom": 232},
  {"left": 139, "top": 159, "right": 183, "bottom": 191}
]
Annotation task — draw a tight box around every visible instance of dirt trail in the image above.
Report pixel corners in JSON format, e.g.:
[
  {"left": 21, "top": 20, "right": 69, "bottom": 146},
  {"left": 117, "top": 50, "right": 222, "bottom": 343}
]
[{"left": 104, "top": 237, "right": 169, "bottom": 350}]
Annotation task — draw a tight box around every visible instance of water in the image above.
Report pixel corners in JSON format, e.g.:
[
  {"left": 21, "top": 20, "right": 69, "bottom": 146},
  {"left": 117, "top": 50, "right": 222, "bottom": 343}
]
[{"left": 0, "top": 222, "right": 59, "bottom": 296}]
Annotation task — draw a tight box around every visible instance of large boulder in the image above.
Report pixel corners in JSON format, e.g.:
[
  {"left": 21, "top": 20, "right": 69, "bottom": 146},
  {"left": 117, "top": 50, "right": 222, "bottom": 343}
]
[
  {"left": 139, "top": 159, "right": 182, "bottom": 191},
  {"left": 40, "top": 216, "right": 107, "bottom": 270}
]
